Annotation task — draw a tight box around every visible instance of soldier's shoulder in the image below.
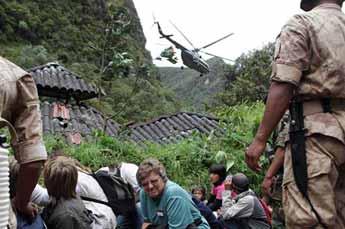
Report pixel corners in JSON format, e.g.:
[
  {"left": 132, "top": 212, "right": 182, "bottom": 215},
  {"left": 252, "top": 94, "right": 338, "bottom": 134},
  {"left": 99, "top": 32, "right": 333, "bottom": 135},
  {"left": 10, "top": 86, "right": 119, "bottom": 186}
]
[
  {"left": 283, "top": 13, "right": 312, "bottom": 29},
  {"left": 0, "top": 56, "right": 27, "bottom": 80}
]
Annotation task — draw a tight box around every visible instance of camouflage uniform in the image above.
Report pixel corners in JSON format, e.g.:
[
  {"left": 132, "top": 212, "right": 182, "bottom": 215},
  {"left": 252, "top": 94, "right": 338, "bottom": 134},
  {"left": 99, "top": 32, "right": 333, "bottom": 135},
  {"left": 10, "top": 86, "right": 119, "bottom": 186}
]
[
  {"left": 0, "top": 56, "right": 47, "bottom": 163},
  {"left": 0, "top": 56, "right": 47, "bottom": 228},
  {"left": 271, "top": 3, "right": 345, "bottom": 228},
  {"left": 272, "top": 112, "right": 289, "bottom": 152},
  {"left": 269, "top": 113, "right": 289, "bottom": 228},
  {"left": 160, "top": 46, "right": 178, "bottom": 64}
]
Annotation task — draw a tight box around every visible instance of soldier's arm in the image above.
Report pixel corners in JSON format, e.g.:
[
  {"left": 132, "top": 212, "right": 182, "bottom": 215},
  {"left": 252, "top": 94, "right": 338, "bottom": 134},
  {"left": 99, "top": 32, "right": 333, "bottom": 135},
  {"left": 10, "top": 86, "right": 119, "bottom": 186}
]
[
  {"left": 246, "top": 82, "right": 294, "bottom": 171},
  {"left": 256, "top": 82, "right": 293, "bottom": 144},
  {"left": 262, "top": 147, "right": 285, "bottom": 195},
  {"left": 15, "top": 161, "right": 44, "bottom": 218},
  {"left": 266, "top": 147, "right": 285, "bottom": 179}
]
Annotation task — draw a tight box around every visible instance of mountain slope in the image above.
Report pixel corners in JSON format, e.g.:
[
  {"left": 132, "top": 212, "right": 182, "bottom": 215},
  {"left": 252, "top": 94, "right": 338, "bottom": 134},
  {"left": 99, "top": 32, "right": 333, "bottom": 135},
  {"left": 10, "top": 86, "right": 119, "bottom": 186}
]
[
  {"left": 159, "top": 57, "right": 229, "bottom": 111},
  {"left": 0, "top": 0, "right": 180, "bottom": 123}
]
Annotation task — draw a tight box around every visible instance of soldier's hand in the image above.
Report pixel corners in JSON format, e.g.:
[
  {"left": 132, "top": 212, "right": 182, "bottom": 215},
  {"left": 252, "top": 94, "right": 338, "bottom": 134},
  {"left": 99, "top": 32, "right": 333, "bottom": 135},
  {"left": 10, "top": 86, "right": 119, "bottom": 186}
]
[
  {"left": 12, "top": 198, "right": 38, "bottom": 220},
  {"left": 262, "top": 176, "right": 274, "bottom": 196},
  {"left": 245, "top": 138, "right": 266, "bottom": 172}
]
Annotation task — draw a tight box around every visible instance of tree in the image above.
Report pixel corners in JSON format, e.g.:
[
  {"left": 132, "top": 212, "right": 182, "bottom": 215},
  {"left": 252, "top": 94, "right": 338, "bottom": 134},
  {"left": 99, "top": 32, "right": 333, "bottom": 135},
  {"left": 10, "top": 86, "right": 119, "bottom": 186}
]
[
  {"left": 17, "top": 45, "right": 56, "bottom": 69},
  {"left": 217, "top": 43, "right": 274, "bottom": 106}
]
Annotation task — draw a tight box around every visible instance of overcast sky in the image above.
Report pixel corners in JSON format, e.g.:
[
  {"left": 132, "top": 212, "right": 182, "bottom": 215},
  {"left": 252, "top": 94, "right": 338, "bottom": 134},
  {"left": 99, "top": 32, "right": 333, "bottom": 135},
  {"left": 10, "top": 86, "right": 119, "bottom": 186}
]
[{"left": 132, "top": 0, "right": 305, "bottom": 66}]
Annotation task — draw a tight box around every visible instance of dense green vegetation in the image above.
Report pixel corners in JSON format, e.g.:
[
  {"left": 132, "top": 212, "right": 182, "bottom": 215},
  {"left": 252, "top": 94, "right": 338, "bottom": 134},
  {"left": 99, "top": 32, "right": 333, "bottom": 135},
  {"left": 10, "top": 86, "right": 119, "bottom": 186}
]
[
  {"left": 159, "top": 57, "right": 229, "bottom": 111},
  {"left": 217, "top": 43, "right": 274, "bottom": 106},
  {"left": 159, "top": 43, "right": 274, "bottom": 111},
  {"left": 0, "top": 0, "right": 180, "bottom": 123},
  {"left": 44, "top": 102, "right": 267, "bottom": 193},
  {"left": 0, "top": 0, "right": 275, "bottom": 196},
  {"left": 0, "top": 0, "right": 273, "bottom": 121}
]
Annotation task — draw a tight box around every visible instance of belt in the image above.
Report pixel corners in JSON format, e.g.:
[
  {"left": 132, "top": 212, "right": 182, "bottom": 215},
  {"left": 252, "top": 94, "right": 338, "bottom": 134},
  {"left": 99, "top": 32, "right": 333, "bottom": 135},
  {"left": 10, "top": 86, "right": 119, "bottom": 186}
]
[{"left": 303, "top": 98, "right": 345, "bottom": 116}]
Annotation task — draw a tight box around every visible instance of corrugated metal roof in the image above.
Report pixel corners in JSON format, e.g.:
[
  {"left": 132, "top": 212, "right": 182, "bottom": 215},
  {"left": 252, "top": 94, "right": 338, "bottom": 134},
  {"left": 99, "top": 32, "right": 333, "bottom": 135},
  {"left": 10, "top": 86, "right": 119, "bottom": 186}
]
[
  {"left": 40, "top": 101, "right": 120, "bottom": 143},
  {"left": 127, "top": 112, "right": 224, "bottom": 144},
  {"left": 29, "top": 63, "right": 99, "bottom": 101}
]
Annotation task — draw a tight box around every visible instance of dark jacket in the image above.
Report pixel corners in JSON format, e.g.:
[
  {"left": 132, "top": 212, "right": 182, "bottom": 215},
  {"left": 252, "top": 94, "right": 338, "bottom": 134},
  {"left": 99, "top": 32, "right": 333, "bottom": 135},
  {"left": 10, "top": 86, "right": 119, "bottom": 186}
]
[
  {"left": 42, "top": 197, "right": 94, "bottom": 229},
  {"left": 192, "top": 197, "right": 222, "bottom": 229}
]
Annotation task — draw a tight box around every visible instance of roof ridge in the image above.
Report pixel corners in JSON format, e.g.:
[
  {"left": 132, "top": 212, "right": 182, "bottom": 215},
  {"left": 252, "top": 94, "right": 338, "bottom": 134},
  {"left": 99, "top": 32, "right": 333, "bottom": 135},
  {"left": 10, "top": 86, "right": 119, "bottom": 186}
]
[
  {"left": 128, "top": 111, "right": 219, "bottom": 128},
  {"left": 29, "top": 63, "right": 99, "bottom": 101}
]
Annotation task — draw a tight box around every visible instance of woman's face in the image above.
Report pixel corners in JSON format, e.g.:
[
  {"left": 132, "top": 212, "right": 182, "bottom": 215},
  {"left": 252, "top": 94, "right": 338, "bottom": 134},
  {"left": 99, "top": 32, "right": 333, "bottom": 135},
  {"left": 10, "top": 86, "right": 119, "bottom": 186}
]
[
  {"left": 209, "top": 173, "right": 220, "bottom": 184},
  {"left": 141, "top": 171, "right": 165, "bottom": 198}
]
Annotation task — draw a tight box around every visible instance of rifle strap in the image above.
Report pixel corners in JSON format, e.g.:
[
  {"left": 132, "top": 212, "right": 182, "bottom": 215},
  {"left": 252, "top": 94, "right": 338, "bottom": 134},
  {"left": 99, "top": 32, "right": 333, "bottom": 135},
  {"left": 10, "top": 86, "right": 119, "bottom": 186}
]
[{"left": 80, "top": 195, "right": 111, "bottom": 207}]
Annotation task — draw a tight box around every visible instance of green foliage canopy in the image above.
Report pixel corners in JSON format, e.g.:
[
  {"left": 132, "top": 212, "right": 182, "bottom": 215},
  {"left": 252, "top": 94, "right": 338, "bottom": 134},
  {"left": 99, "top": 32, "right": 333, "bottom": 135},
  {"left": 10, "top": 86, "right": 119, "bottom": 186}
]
[
  {"left": 0, "top": 0, "right": 180, "bottom": 123},
  {"left": 218, "top": 43, "right": 274, "bottom": 106}
]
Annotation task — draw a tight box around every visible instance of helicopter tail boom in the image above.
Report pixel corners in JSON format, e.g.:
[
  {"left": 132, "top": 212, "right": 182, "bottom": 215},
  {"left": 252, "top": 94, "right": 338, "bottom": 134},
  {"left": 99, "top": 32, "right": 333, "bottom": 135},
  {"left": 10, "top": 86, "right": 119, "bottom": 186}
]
[{"left": 154, "top": 21, "right": 188, "bottom": 51}]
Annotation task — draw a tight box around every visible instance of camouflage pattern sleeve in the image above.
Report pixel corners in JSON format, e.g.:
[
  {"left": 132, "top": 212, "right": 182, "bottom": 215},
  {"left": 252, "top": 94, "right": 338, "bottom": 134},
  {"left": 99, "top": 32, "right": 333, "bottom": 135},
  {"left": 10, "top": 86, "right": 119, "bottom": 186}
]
[
  {"left": 274, "top": 112, "right": 289, "bottom": 150},
  {"left": 271, "top": 15, "right": 310, "bottom": 86}
]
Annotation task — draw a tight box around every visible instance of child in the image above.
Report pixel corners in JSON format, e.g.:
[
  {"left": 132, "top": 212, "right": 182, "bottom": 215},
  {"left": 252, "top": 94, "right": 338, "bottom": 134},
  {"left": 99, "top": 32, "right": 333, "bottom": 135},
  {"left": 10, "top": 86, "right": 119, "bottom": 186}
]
[
  {"left": 48, "top": 149, "right": 117, "bottom": 229},
  {"left": 207, "top": 164, "right": 226, "bottom": 211},
  {"left": 42, "top": 157, "right": 94, "bottom": 229},
  {"left": 191, "top": 186, "right": 207, "bottom": 204}
]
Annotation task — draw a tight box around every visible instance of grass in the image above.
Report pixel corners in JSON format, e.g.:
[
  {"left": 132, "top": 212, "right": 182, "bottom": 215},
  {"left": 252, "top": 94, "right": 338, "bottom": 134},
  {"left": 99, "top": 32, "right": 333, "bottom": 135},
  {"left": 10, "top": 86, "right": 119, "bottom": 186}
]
[{"left": 43, "top": 102, "right": 268, "bottom": 193}]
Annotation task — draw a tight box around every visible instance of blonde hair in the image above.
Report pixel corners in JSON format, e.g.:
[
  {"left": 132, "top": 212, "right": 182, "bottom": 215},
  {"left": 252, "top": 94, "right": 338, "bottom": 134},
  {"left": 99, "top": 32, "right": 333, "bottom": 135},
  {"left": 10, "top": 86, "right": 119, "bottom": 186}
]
[{"left": 44, "top": 156, "right": 78, "bottom": 200}]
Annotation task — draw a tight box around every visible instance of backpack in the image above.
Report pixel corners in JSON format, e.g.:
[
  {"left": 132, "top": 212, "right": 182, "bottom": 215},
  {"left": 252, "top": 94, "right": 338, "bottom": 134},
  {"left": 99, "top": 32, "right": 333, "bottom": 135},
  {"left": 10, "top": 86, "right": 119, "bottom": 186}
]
[
  {"left": 237, "top": 191, "right": 272, "bottom": 227},
  {"left": 81, "top": 170, "right": 136, "bottom": 216}
]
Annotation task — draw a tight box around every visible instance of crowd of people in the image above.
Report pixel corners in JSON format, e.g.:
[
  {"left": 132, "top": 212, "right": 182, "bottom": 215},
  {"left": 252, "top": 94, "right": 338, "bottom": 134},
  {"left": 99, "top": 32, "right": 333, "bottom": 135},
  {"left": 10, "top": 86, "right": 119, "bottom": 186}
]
[
  {"left": 9, "top": 150, "right": 272, "bottom": 229},
  {"left": 1, "top": 0, "right": 345, "bottom": 228},
  {"left": 0, "top": 36, "right": 272, "bottom": 229}
]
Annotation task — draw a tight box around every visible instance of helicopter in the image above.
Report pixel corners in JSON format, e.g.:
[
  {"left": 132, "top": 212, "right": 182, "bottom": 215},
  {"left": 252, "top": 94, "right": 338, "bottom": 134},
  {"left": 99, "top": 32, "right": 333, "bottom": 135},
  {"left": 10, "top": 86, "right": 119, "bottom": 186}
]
[{"left": 154, "top": 20, "right": 234, "bottom": 76}]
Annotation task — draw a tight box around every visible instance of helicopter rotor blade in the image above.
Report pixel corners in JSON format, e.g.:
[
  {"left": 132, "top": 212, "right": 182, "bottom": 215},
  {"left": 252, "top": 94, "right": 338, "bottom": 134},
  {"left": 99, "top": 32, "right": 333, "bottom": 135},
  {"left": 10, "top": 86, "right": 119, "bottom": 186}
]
[
  {"left": 197, "top": 33, "right": 234, "bottom": 51},
  {"left": 169, "top": 20, "right": 197, "bottom": 50},
  {"left": 199, "top": 51, "right": 235, "bottom": 62}
]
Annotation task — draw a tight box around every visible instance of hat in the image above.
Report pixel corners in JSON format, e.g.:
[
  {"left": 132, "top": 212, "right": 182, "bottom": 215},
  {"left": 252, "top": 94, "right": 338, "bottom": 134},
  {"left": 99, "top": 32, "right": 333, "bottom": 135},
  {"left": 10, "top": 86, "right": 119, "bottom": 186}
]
[{"left": 232, "top": 173, "right": 249, "bottom": 193}]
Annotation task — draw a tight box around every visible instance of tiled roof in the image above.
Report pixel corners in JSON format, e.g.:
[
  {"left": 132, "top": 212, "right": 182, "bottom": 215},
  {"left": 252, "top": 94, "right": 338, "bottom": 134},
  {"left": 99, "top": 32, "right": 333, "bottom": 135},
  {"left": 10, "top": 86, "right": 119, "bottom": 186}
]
[
  {"left": 40, "top": 101, "right": 120, "bottom": 143},
  {"left": 127, "top": 112, "right": 224, "bottom": 145},
  {"left": 40, "top": 103, "right": 223, "bottom": 145},
  {"left": 29, "top": 63, "right": 99, "bottom": 101}
]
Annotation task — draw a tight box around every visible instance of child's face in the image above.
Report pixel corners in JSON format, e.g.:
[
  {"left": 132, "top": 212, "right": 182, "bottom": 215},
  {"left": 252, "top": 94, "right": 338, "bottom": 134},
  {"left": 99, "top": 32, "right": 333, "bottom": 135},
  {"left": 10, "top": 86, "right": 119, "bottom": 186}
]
[
  {"left": 209, "top": 173, "right": 220, "bottom": 184},
  {"left": 193, "top": 190, "right": 204, "bottom": 201}
]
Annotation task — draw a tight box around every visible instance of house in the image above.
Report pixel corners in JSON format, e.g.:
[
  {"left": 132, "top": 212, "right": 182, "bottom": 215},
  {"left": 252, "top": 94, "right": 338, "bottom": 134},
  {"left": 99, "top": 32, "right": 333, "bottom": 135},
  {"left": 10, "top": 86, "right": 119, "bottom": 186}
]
[
  {"left": 127, "top": 112, "right": 224, "bottom": 145},
  {"left": 29, "top": 63, "right": 120, "bottom": 144},
  {"left": 29, "top": 62, "right": 223, "bottom": 145}
]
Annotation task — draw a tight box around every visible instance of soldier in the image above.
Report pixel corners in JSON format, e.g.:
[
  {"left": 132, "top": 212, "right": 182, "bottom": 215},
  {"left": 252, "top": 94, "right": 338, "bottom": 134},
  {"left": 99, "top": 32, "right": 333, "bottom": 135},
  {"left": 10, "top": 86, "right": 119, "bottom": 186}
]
[
  {"left": 0, "top": 56, "right": 47, "bottom": 224},
  {"left": 261, "top": 113, "right": 289, "bottom": 227},
  {"left": 160, "top": 46, "right": 178, "bottom": 64},
  {"left": 245, "top": 0, "right": 345, "bottom": 228}
]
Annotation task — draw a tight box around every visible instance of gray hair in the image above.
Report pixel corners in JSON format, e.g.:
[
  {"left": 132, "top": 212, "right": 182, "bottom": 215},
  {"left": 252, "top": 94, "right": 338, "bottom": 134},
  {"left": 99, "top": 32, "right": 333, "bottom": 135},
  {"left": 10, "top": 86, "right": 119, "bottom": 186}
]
[{"left": 136, "top": 158, "right": 168, "bottom": 187}]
